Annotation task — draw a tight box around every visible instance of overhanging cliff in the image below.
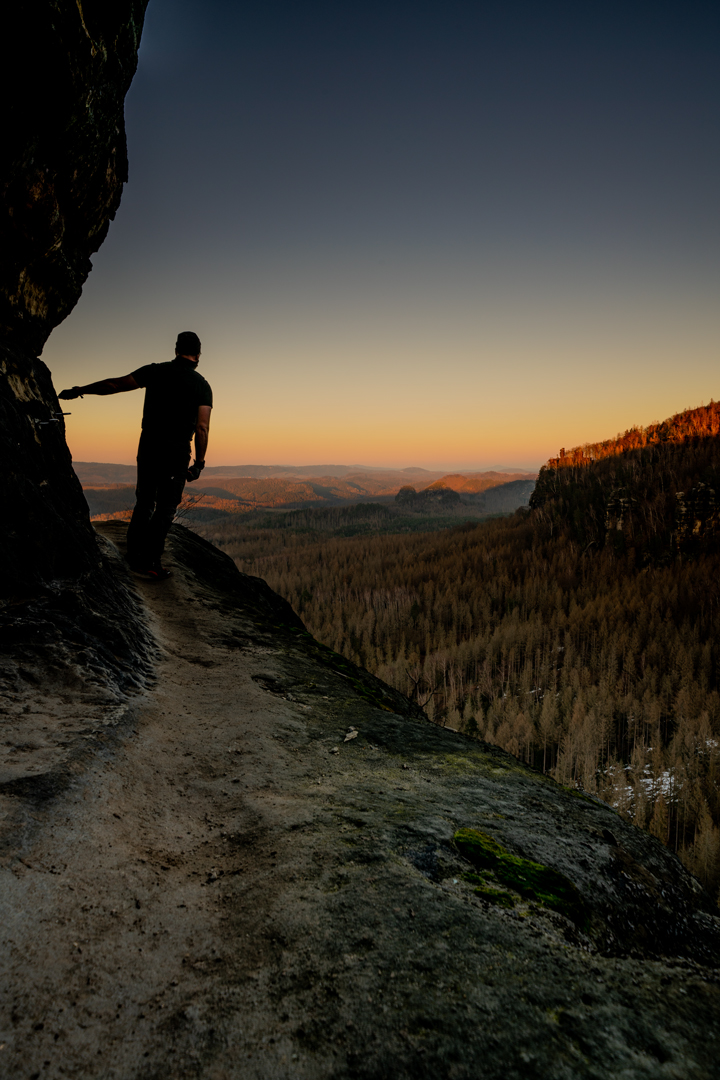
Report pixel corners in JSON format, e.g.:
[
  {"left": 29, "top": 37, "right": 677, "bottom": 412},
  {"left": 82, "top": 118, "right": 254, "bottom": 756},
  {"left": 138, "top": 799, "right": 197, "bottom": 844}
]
[{"left": 1, "top": 0, "right": 148, "bottom": 593}]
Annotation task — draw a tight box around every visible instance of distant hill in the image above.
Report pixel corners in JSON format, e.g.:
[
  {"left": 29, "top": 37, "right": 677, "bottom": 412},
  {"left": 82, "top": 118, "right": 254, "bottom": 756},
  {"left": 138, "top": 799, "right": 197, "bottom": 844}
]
[
  {"left": 79, "top": 465, "right": 537, "bottom": 520},
  {"left": 73, "top": 461, "right": 534, "bottom": 485},
  {"left": 73, "top": 462, "right": 137, "bottom": 485},
  {"left": 394, "top": 475, "right": 537, "bottom": 516},
  {"left": 395, "top": 485, "right": 463, "bottom": 511},
  {"left": 426, "top": 470, "right": 536, "bottom": 494}
]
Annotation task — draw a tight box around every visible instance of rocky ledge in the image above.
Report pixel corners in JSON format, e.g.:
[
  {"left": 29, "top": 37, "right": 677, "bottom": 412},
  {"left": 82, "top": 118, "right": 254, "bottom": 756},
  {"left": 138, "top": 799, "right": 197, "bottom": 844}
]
[{"left": 1, "top": 523, "right": 718, "bottom": 1080}]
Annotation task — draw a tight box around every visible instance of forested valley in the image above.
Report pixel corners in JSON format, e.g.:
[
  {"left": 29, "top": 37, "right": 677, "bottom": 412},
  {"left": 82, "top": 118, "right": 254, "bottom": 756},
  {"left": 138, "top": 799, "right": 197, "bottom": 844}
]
[{"left": 194, "top": 403, "right": 720, "bottom": 899}]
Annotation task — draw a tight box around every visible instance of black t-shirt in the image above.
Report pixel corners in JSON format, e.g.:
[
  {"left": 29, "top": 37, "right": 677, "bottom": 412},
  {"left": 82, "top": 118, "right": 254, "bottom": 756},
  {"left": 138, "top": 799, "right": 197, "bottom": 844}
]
[{"left": 131, "top": 357, "right": 213, "bottom": 454}]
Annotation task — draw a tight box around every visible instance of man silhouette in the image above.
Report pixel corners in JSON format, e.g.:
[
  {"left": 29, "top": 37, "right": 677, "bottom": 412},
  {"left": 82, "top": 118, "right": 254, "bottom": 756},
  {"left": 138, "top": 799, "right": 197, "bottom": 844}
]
[{"left": 59, "top": 330, "right": 212, "bottom": 580}]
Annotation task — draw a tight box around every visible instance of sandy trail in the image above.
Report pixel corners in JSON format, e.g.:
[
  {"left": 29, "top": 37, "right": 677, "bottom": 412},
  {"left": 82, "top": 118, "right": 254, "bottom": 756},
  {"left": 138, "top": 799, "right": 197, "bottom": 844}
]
[
  {"left": 1, "top": 526, "right": 327, "bottom": 1076},
  {"left": 2, "top": 523, "right": 720, "bottom": 1080}
]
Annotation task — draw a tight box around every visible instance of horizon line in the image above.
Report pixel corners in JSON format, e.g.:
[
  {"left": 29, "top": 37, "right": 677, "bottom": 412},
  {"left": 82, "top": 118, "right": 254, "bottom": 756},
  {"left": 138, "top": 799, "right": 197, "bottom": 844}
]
[{"left": 73, "top": 459, "right": 543, "bottom": 473}]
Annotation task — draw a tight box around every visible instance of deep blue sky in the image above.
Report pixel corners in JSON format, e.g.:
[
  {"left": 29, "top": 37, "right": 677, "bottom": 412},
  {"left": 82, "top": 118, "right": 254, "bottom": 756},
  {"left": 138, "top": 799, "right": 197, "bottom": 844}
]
[{"left": 47, "top": 0, "right": 720, "bottom": 467}]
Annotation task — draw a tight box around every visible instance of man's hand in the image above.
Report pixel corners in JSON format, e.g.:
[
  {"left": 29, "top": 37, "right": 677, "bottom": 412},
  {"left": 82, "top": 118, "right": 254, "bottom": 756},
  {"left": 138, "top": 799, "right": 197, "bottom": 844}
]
[
  {"left": 58, "top": 387, "right": 83, "bottom": 400},
  {"left": 187, "top": 460, "right": 205, "bottom": 482}
]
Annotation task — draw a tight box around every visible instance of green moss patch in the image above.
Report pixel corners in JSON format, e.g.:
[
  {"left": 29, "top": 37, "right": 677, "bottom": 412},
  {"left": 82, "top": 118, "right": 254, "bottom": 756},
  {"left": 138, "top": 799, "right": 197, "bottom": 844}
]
[
  {"left": 454, "top": 828, "right": 586, "bottom": 926},
  {"left": 461, "top": 871, "right": 488, "bottom": 886},
  {"left": 461, "top": 872, "right": 517, "bottom": 907},
  {"left": 474, "top": 886, "right": 516, "bottom": 908}
]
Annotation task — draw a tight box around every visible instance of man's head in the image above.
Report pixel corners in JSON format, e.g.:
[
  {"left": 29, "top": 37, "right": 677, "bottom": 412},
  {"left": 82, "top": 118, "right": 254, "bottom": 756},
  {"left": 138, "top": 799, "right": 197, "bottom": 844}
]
[{"left": 175, "top": 330, "right": 201, "bottom": 362}]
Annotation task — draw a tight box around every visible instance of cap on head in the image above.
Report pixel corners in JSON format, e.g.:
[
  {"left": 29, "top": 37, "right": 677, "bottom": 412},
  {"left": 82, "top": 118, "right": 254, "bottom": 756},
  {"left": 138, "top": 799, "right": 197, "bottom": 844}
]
[{"left": 176, "top": 330, "right": 201, "bottom": 355}]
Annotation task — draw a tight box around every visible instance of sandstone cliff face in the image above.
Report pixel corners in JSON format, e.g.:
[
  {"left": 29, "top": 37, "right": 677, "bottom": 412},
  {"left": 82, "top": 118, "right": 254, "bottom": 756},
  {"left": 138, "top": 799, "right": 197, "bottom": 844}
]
[{"left": 1, "top": 0, "right": 148, "bottom": 593}]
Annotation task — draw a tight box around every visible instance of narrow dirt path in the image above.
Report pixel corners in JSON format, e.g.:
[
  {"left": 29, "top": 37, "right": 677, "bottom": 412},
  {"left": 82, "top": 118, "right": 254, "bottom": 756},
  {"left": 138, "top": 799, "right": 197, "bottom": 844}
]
[
  {"left": 2, "top": 523, "right": 720, "bottom": 1080},
  {"left": 2, "top": 524, "right": 333, "bottom": 1077}
]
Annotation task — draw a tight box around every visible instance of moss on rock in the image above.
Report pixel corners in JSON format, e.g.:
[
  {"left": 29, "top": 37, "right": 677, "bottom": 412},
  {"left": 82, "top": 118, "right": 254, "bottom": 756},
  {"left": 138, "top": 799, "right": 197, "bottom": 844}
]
[
  {"left": 454, "top": 827, "right": 587, "bottom": 926},
  {"left": 461, "top": 871, "right": 516, "bottom": 907}
]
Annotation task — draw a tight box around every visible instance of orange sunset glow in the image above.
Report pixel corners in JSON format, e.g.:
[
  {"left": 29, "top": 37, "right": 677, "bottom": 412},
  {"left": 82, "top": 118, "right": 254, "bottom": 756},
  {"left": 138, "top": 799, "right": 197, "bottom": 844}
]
[{"left": 42, "top": 0, "right": 719, "bottom": 471}]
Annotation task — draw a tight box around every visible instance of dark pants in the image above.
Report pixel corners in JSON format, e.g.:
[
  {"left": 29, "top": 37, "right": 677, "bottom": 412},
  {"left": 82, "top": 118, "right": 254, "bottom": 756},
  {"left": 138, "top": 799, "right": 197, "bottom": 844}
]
[{"left": 126, "top": 448, "right": 189, "bottom": 569}]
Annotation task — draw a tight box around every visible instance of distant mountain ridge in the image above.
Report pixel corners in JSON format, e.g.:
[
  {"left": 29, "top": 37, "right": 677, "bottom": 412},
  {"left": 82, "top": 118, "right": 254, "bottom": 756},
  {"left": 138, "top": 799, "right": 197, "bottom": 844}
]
[
  {"left": 76, "top": 463, "right": 537, "bottom": 521},
  {"left": 544, "top": 400, "right": 720, "bottom": 470},
  {"left": 396, "top": 477, "right": 536, "bottom": 516},
  {"left": 73, "top": 461, "right": 535, "bottom": 486},
  {"left": 426, "top": 471, "right": 534, "bottom": 494}
]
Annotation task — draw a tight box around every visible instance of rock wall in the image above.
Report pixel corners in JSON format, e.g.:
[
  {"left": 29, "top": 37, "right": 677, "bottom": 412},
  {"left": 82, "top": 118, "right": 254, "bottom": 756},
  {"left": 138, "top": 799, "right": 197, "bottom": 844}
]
[{"left": 0, "top": 0, "right": 148, "bottom": 594}]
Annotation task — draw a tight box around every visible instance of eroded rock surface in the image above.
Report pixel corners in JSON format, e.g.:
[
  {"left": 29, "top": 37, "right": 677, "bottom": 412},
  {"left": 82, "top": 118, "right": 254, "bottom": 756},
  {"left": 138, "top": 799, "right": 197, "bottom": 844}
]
[{"left": 1, "top": 523, "right": 718, "bottom": 1080}]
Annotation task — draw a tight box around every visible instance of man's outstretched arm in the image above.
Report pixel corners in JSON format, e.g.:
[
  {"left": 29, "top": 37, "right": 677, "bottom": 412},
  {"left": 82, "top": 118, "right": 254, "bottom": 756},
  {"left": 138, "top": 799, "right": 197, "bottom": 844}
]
[
  {"left": 187, "top": 406, "right": 212, "bottom": 482},
  {"left": 58, "top": 374, "right": 140, "bottom": 399}
]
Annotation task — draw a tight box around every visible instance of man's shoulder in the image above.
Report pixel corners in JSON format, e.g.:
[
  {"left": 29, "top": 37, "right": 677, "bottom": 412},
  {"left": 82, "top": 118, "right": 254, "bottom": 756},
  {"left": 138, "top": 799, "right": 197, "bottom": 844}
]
[
  {"left": 192, "top": 369, "right": 212, "bottom": 390},
  {"left": 189, "top": 369, "right": 213, "bottom": 400},
  {"left": 132, "top": 360, "right": 212, "bottom": 401},
  {"left": 130, "top": 362, "right": 155, "bottom": 386},
  {"left": 131, "top": 360, "right": 173, "bottom": 386},
  {"left": 187, "top": 367, "right": 209, "bottom": 388}
]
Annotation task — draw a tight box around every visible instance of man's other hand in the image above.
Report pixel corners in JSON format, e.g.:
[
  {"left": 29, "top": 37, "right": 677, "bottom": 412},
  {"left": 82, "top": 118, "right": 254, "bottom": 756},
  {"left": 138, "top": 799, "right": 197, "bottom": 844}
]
[
  {"left": 187, "top": 461, "right": 205, "bottom": 482},
  {"left": 58, "top": 386, "right": 83, "bottom": 400}
]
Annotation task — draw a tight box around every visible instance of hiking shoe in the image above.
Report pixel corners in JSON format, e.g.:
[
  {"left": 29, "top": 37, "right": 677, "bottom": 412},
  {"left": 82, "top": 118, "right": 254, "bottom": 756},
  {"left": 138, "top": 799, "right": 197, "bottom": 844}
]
[
  {"left": 128, "top": 563, "right": 154, "bottom": 578},
  {"left": 147, "top": 565, "right": 172, "bottom": 581}
]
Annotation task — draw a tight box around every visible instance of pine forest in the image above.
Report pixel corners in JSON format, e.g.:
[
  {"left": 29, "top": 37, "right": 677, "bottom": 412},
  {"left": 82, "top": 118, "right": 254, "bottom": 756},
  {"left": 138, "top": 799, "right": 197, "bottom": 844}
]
[{"left": 194, "top": 403, "right": 720, "bottom": 900}]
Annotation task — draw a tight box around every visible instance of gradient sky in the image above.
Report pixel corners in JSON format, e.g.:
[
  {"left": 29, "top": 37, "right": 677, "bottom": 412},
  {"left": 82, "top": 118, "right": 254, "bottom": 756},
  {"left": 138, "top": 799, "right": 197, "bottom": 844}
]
[{"left": 45, "top": 0, "right": 720, "bottom": 469}]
